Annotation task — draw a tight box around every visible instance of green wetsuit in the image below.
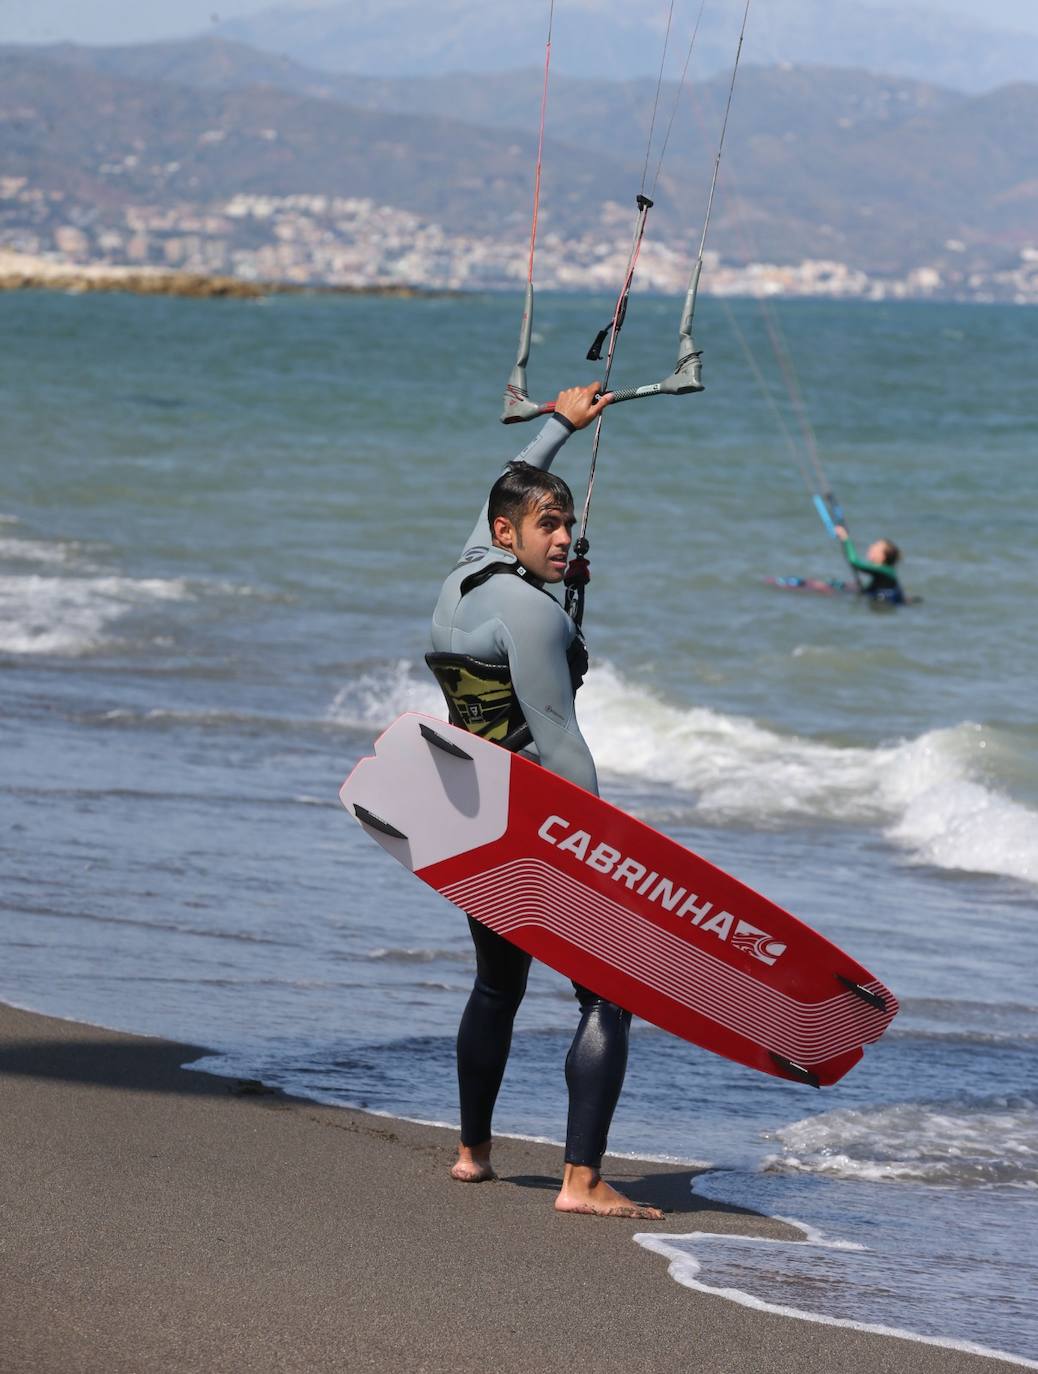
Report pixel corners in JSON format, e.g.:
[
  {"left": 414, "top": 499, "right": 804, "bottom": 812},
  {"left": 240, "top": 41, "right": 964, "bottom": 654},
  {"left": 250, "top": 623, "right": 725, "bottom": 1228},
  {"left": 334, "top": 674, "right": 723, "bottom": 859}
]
[{"left": 841, "top": 535, "right": 903, "bottom": 604}]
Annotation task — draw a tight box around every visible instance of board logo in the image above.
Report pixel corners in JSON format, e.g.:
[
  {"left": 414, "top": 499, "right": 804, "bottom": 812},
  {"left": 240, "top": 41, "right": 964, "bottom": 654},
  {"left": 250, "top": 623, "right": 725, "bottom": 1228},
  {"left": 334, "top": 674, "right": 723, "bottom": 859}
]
[
  {"left": 730, "top": 922, "right": 787, "bottom": 967},
  {"left": 537, "top": 814, "right": 786, "bottom": 964}
]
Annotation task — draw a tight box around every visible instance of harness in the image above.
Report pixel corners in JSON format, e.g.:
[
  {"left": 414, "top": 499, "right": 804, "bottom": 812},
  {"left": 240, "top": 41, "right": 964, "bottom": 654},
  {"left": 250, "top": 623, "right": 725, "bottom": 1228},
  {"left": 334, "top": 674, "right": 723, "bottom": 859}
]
[{"left": 425, "top": 560, "right": 588, "bottom": 754}]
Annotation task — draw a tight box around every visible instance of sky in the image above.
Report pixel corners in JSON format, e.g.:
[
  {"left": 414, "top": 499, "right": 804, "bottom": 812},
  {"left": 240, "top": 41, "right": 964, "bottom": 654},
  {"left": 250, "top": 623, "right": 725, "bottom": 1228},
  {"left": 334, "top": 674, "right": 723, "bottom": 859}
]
[{"left": 4, "top": 0, "right": 1038, "bottom": 46}]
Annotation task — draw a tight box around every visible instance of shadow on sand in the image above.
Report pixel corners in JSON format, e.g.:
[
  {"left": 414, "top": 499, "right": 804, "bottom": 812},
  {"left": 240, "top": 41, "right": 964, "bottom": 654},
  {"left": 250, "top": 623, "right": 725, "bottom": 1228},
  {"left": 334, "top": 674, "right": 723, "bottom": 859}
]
[
  {"left": 502, "top": 1170, "right": 762, "bottom": 1219},
  {"left": 0, "top": 1035, "right": 261, "bottom": 1099}
]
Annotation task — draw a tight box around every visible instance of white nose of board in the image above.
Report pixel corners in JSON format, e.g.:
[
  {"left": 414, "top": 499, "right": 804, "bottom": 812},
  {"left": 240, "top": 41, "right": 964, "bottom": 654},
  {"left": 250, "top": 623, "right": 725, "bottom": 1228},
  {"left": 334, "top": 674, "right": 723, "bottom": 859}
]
[{"left": 340, "top": 713, "right": 511, "bottom": 874}]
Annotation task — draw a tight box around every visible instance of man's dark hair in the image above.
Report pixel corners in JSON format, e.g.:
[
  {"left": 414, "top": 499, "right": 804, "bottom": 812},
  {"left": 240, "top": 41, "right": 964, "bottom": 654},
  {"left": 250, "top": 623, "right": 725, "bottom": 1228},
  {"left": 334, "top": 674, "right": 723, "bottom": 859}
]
[{"left": 487, "top": 461, "right": 574, "bottom": 530}]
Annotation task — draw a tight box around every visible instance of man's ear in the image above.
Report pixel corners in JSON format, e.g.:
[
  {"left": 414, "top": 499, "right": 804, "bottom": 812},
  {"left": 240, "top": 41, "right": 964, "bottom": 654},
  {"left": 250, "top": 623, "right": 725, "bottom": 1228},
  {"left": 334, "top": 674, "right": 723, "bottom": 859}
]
[{"left": 492, "top": 515, "right": 517, "bottom": 550}]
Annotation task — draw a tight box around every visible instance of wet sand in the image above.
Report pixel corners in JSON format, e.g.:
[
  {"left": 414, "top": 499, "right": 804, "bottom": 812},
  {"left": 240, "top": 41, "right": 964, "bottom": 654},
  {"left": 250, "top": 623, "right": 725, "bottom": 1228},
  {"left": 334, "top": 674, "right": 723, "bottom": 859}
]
[{"left": 0, "top": 1001, "right": 1022, "bottom": 1374}]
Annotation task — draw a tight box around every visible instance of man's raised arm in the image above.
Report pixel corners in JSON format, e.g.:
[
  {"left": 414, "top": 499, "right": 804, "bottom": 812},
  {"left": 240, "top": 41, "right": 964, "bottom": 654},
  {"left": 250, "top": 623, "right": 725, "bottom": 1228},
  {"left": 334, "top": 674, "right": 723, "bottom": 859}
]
[{"left": 455, "top": 384, "right": 611, "bottom": 562}]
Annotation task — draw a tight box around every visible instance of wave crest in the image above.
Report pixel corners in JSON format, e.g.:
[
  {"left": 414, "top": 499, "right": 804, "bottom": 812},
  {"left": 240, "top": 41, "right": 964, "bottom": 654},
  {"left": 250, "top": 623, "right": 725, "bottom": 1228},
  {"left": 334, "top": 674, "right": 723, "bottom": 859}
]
[
  {"left": 0, "top": 573, "right": 192, "bottom": 656},
  {"left": 763, "top": 1095, "right": 1038, "bottom": 1187},
  {"left": 329, "top": 658, "right": 1038, "bottom": 886}
]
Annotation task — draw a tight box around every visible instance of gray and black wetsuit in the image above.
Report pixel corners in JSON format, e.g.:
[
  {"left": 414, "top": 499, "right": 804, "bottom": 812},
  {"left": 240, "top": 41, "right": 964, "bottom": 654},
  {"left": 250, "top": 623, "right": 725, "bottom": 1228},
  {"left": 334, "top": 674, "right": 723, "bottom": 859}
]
[
  {"left": 430, "top": 415, "right": 596, "bottom": 791},
  {"left": 429, "top": 415, "right": 630, "bottom": 1168}
]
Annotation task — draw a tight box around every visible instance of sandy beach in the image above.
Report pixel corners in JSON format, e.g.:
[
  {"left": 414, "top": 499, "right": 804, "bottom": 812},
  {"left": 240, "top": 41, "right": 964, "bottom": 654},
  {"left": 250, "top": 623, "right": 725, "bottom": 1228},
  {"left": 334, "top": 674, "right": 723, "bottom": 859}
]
[{"left": 0, "top": 1000, "right": 1026, "bottom": 1374}]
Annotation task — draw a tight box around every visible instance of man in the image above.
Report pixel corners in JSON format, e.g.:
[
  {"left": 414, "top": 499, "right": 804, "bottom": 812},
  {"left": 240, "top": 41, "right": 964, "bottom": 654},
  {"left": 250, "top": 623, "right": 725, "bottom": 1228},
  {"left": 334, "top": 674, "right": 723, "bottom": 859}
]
[{"left": 428, "top": 382, "right": 662, "bottom": 1219}]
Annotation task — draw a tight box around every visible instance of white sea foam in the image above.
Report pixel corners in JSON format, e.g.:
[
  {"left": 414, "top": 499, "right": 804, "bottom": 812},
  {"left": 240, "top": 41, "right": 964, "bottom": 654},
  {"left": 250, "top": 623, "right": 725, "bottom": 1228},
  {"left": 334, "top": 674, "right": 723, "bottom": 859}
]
[
  {"left": 0, "top": 573, "right": 192, "bottom": 655},
  {"left": 0, "top": 513, "right": 107, "bottom": 571},
  {"left": 884, "top": 762, "right": 1038, "bottom": 886},
  {"left": 634, "top": 1227, "right": 1038, "bottom": 1370},
  {"left": 582, "top": 666, "right": 1038, "bottom": 869},
  {"left": 331, "top": 658, "right": 1038, "bottom": 887},
  {"left": 0, "top": 536, "right": 94, "bottom": 567},
  {"left": 581, "top": 661, "right": 884, "bottom": 820},
  {"left": 97, "top": 705, "right": 288, "bottom": 732},
  {"left": 365, "top": 946, "right": 471, "bottom": 965},
  {"left": 763, "top": 1095, "right": 1038, "bottom": 1188},
  {"left": 655, "top": 1165, "right": 1038, "bottom": 1366},
  {"left": 583, "top": 665, "right": 1038, "bottom": 885},
  {"left": 327, "top": 658, "right": 443, "bottom": 729}
]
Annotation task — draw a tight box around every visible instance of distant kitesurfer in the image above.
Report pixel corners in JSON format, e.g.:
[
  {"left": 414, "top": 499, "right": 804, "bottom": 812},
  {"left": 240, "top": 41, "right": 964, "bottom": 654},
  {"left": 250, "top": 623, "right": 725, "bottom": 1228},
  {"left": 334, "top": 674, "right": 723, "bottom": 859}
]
[
  {"left": 427, "top": 381, "right": 663, "bottom": 1220},
  {"left": 834, "top": 525, "right": 904, "bottom": 605}
]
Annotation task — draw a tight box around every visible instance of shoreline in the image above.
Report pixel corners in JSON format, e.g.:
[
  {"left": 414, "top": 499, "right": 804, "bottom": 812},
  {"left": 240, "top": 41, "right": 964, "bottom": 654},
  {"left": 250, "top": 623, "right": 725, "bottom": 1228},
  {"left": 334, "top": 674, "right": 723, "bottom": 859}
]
[
  {"left": 0, "top": 252, "right": 1031, "bottom": 307},
  {"left": 0, "top": 998, "right": 1028, "bottom": 1374}
]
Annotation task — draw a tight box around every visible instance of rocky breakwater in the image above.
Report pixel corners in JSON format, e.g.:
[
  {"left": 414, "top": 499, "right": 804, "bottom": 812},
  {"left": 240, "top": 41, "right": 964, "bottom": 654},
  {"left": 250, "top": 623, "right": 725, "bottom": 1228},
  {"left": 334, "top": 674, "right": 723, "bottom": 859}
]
[
  {"left": 0, "top": 250, "right": 266, "bottom": 298},
  {"left": 0, "top": 250, "right": 437, "bottom": 298}
]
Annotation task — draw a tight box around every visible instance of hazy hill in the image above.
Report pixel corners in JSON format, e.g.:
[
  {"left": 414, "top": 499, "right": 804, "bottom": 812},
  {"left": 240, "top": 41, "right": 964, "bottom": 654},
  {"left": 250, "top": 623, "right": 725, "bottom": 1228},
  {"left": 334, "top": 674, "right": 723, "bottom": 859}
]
[
  {"left": 0, "top": 52, "right": 634, "bottom": 242},
  {"left": 5, "top": 39, "right": 1035, "bottom": 274},
  {"left": 14, "top": 36, "right": 961, "bottom": 164},
  {"left": 211, "top": 0, "right": 1038, "bottom": 93},
  {"left": 9, "top": 37, "right": 343, "bottom": 101}
]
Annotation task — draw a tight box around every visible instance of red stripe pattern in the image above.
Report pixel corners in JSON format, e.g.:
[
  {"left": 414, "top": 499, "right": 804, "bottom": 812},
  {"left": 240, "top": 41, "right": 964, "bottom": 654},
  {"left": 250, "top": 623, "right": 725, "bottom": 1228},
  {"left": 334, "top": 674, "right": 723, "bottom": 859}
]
[{"left": 442, "top": 858, "right": 897, "bottom": 1063}]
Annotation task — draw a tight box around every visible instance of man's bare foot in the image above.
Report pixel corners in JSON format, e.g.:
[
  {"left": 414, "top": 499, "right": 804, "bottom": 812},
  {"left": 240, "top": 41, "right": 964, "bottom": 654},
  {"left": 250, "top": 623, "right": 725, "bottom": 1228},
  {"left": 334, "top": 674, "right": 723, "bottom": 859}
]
[
  {"left": 450, "top": 1140, "right": 496, "bottom": 1183},
  {"left": 555, "top": 1164, "right": 664, "bottom": 1219}
]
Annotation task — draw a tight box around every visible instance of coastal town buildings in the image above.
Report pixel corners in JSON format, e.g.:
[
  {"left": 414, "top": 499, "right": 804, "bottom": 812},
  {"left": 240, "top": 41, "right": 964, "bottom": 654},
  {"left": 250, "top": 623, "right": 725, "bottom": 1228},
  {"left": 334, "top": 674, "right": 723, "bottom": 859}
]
[{"left": 1, "top": 179, "right": 1036, "bottom": 304}]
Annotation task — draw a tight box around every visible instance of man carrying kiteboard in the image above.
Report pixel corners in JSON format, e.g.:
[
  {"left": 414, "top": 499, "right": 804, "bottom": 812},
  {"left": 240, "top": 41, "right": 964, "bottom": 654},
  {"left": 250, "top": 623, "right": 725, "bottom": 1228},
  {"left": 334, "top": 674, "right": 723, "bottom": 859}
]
[{"left": 427, "top": 381, "right": 663, "bottom": 1220}]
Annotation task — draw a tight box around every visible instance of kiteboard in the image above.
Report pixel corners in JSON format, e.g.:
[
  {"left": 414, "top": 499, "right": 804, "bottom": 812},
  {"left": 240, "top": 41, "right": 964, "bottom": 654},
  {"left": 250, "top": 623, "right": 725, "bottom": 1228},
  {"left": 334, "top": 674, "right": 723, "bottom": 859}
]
[
  {"left": 765, "top": 575, "right": 853, "bottom": 596},
  {"left": 765, "top": 576, "right": 918, "bottom": 606},
  {"left": 341, "top": 712, "right": 898, "bottom": 1088}
]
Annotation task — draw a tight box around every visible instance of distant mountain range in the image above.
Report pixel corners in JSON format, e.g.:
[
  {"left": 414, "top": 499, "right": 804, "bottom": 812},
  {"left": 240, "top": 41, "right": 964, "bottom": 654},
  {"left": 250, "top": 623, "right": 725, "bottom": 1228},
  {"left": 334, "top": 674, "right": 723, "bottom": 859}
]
[
  {"left": 209, "top": 0, "right": 1038, "bottom": 93},
  {"left": 3, "top": 37, "right": 1034, "bottom": 280}
]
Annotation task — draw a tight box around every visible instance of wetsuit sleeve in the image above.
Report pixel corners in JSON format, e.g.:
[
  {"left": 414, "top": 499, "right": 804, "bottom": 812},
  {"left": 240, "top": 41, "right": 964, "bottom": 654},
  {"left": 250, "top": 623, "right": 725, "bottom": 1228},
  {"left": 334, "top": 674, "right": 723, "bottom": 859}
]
[
  {"left": 456, "top": 415, "right": 576, "bottom": 560},
  {"left": 842, "top": 535, "right": 899, "bottom": 582},
  {"left": 494, "top": 583, "right": 598, "bottom": 796}
]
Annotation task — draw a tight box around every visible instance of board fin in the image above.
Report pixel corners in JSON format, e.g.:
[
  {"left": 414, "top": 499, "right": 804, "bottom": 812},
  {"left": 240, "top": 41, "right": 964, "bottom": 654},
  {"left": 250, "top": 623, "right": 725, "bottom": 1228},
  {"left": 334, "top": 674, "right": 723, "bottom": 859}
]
[
  {"left": 770, "top": 1052, "right": 821, "bottom": 1089},
  {"left": 419, "top": 721, "right": 473, "bottom": 760},
  {"left": 353, "top": 803, "right": 408, "bottom": 840},
  {"left": 836, "top": 975, "right": 888, "bottom": 1013}
]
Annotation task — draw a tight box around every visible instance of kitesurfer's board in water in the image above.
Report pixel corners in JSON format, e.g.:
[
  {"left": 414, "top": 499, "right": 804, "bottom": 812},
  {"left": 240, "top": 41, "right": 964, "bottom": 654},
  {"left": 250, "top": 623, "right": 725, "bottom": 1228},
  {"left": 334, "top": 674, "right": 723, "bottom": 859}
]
[
  {"left": 765, "top": 575, "right": 853, "bottom": 595},
  {"left": 341, "top": 712, "right": 898, "bottom": 1087},
  {"left": 765, "top": 576, "right": 919, "bottom": 607}
]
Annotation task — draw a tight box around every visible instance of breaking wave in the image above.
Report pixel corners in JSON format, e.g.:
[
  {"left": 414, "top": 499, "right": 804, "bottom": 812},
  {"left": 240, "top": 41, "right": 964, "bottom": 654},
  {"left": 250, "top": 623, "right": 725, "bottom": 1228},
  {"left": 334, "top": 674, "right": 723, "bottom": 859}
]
[
  {"left": 762, "top": 1094, "right": 1038, "bottom": 1188},
  {"left": 0, "top": 512, "right": 275, "bottom": 657},
  {"left": 0, "top": 572, "right": 192, "bottom": 655},
  {"left": 329, "top": 658, "right": 1038, "bottom": 887}
]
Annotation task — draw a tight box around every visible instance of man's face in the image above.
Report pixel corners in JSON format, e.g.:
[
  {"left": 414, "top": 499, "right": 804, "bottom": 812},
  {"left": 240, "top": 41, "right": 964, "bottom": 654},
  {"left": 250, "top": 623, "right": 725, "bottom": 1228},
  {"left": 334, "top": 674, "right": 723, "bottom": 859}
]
[{"left": 492, "top": 497, "right": 575, "bottom": 583}]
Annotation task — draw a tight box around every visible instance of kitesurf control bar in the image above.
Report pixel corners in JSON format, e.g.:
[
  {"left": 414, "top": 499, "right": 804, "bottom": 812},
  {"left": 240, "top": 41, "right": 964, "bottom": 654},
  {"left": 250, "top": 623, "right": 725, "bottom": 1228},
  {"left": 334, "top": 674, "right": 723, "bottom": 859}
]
[
  {"left": 813, "top": 490, "right": 864, "bottom": 590},
  {"left": 607, "top": 258, "right": 704, "bottom": 404},
  {"left": 501, "top": 281, "right": 554, "bottom": 423},
  {"left": 502, "top": 0, "right": 749, "bottom": 425},
  {"left": 500, "top": 263, "right": 704, "bottom": 423}
]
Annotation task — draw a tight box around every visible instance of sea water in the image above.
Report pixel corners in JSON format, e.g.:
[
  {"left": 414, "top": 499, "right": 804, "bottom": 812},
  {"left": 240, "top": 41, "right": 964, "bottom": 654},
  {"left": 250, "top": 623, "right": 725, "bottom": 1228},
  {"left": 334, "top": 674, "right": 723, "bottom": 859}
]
[{"left": 1, "top": 290, "right": 1035, "bottom": 1366}]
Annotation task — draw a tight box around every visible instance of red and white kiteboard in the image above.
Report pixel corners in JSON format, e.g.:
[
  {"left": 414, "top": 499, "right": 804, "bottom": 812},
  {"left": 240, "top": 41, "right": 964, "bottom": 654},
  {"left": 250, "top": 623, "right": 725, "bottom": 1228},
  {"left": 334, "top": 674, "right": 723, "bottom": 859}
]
[{"left": 340, "top": 712, "right": 897, "bottom": 1087}]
